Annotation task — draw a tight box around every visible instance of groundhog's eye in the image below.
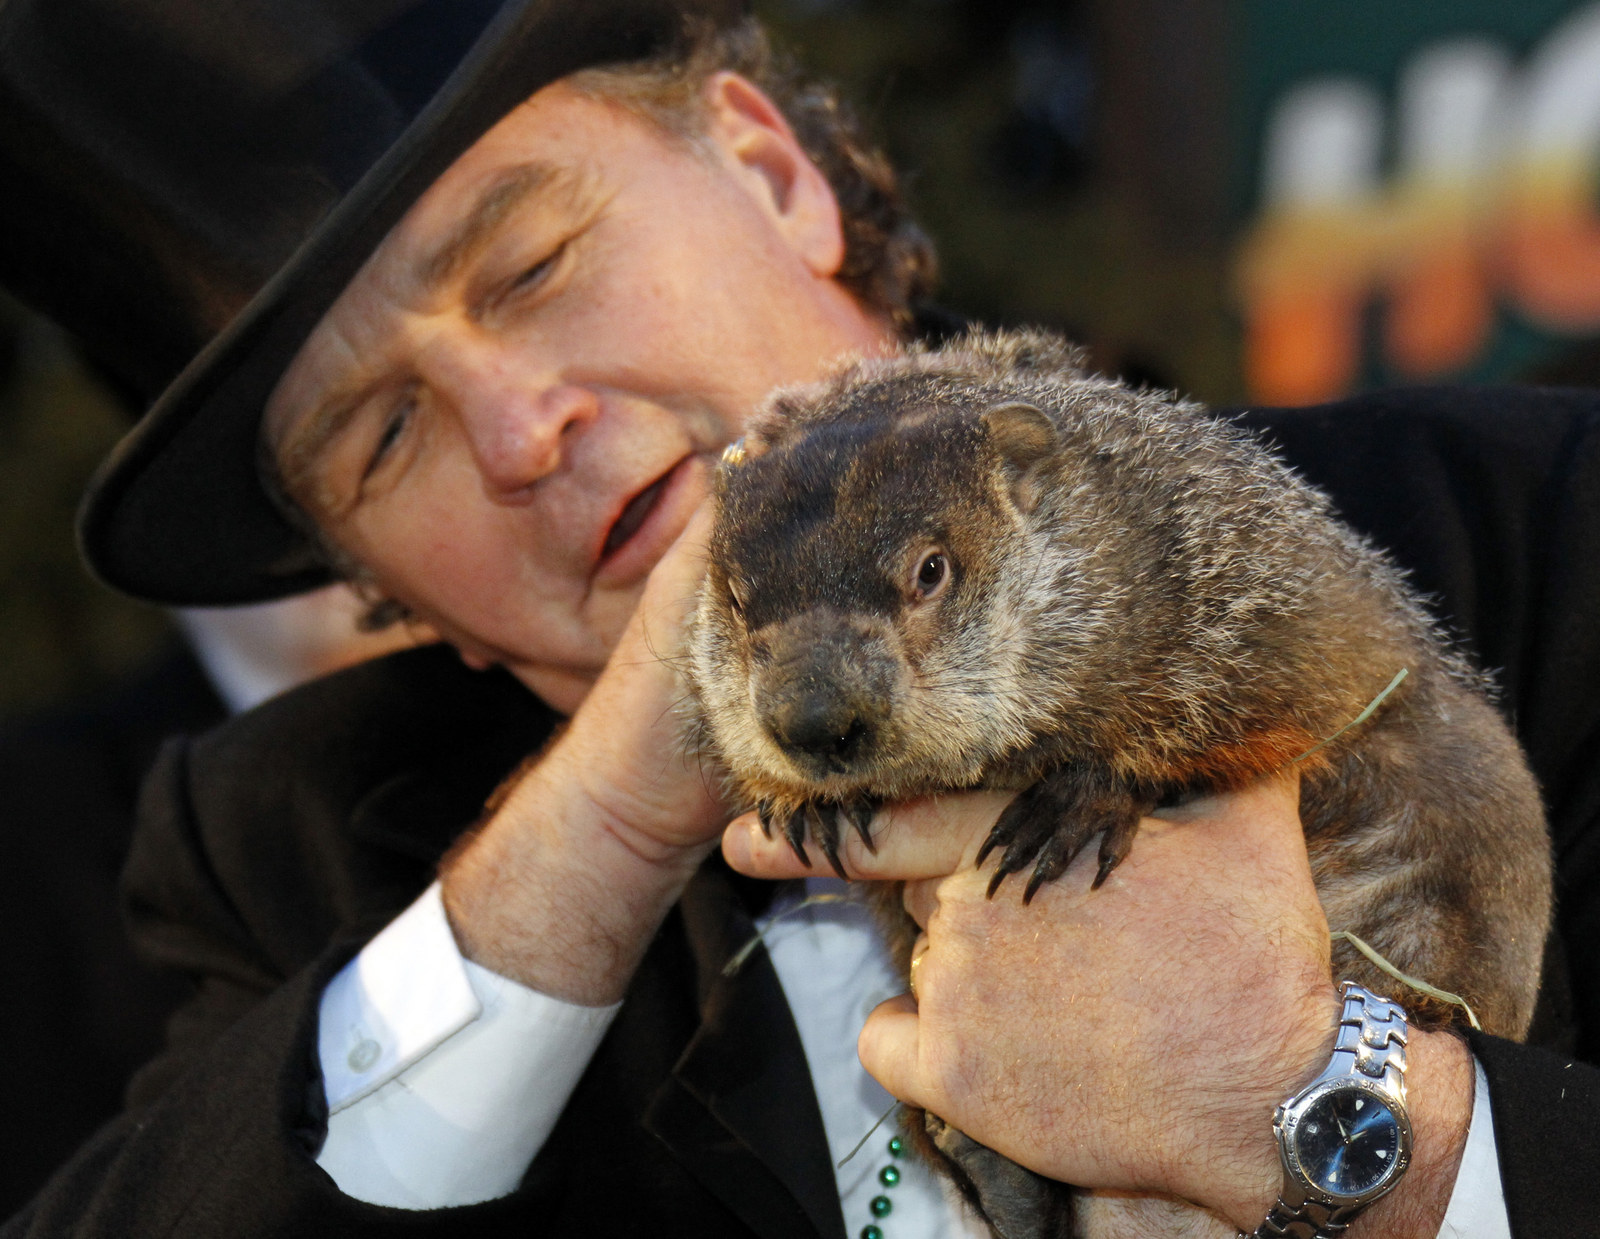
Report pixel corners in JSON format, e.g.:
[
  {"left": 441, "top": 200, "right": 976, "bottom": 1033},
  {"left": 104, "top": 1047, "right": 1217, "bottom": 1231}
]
[
  {"left": 726, "top": 580, "right": 747, "bottom": 620},
  {"left": 913, "top": 551, "right": 950, "bottom": 600}
]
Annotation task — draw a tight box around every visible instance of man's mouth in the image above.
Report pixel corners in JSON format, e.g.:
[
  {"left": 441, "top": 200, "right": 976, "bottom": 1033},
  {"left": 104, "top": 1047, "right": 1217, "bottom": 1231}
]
[{"left": 601, "top": 471, "right": 671, "bottom": 561}]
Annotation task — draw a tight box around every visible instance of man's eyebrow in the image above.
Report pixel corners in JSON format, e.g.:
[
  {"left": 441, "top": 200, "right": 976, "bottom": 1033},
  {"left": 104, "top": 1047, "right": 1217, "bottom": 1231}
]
[
  {"left": 417, "top": 161, "right": 563, "bottom": 292},
  {"left": 275, "top": 161, "right": 585, "bottom": 509},
  {"left": 273, "top": 386, "right": 367, "bottom": 517}
]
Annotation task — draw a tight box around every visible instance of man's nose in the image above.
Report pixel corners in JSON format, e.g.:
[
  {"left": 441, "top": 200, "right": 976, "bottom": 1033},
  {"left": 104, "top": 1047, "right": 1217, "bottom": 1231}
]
[{"left": 421, "top": 337, "right": 599, "bottom": 499}]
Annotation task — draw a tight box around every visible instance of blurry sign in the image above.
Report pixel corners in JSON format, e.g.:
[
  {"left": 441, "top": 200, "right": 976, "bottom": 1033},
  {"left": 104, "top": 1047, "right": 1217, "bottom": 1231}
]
[{"left": 1235, "top": 1, "right": 1600, "bottom": 402}]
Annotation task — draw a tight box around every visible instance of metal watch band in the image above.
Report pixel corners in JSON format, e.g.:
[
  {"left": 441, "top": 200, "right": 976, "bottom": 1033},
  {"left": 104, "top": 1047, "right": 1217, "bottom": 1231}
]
[
  {"left": 1243, "top": 983, "right": 1410, "bottom": 1239},
  {"left": 1251, "top": 1193, "right": 1358, "bottom": 1238}
]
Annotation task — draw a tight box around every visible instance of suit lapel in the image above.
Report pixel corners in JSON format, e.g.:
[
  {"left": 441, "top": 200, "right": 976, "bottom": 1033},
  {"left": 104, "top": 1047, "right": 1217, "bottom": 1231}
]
[{"left": 644, "top": 864, "right": 846, "bottom": 1239}]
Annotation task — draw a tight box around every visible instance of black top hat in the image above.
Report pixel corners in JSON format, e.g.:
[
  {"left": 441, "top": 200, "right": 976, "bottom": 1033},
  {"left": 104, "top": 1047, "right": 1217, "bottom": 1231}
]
[{"left": 0, "top": 0, "right": 744, "bottom": 604}]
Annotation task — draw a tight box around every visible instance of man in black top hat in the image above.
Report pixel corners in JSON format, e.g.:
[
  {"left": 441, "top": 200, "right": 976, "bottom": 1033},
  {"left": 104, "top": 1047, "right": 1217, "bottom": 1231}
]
[{"left": 2, "top": 1, "right": 1598, "bottom": 1236}]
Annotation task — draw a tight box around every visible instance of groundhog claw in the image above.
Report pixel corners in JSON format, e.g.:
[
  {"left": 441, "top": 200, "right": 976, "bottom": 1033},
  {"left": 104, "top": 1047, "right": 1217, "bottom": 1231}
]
[
  {"left": 979, "top": 768, "right": 1156, "bottom": 902},
  {"left": 1091, "top": 815, "right": 1140, "bottom": 890},
  {"left": 780, "top": 806, "right": 813, "bottom": 868},
  {"left": 772, "top": 798, "right": 882, "bottom": 877},
  {"left": 805, "top": 802, "right": 849, "bottom": 877},
  {"left": 844, "top": 798, "right": 879, "bottom": 852}
]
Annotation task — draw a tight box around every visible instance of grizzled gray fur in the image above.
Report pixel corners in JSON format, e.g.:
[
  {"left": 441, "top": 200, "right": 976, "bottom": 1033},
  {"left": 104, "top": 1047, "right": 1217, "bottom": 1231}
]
[{"left": 684, "top": 329, "right": 1551, "bottom": 1239}]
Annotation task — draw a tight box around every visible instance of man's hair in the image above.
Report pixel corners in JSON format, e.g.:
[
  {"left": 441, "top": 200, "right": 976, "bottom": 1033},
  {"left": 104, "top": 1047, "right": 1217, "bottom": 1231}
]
[
  {"left": 277, "top": 15, "right": 937, "bottom": 628},
  {"left": 569, "top": 16, "right": 936, "bottom": 328}
]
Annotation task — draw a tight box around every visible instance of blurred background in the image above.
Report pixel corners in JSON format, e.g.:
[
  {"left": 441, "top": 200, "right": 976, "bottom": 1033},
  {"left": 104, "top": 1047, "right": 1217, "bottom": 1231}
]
[{"left": 6, "top": 0, "right": 1600, "bottom": 1209}]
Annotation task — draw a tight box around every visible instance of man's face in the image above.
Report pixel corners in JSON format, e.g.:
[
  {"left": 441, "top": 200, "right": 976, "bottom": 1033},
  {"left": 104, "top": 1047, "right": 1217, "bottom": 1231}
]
[{"left": 266, "top": 75, "right": 894, "bottom": 709}]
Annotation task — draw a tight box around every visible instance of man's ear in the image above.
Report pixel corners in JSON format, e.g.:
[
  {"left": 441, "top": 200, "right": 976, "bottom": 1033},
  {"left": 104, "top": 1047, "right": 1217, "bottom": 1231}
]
[{"left": 702, "top": 71, "right": 845, "bottom": 278}]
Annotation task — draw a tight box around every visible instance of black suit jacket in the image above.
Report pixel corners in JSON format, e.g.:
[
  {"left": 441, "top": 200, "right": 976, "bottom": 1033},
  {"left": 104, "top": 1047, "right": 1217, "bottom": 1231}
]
[
  {"left": 0, "top": 644, "right": 223, "bottom": 1216},
  {"left": 9, "top": 386, "right": 1600, "bottom": 1237}
]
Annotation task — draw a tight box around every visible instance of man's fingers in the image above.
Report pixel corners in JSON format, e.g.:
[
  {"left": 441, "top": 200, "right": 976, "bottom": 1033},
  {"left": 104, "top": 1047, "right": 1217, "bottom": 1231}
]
[
  {"left": 902, "top": 881, "right": 940, "bottom": 931},
  {"left": 666, "top": 502, "right": 715, "bottom": 563},
  {"left": 857, "top": 995, "right": 926, "bottom": 1108},
  {"left": 907, "top": 933, "right": 930, "bottom": 1000},
  {"left": 721, "top": 789, "right": 1017, "bottom": 881},
  {"left": 720, "top": 813, "right": 816, "bottom": 878},
  {"left": 635, "top": 504, "right": 715, "bottom": 631}
]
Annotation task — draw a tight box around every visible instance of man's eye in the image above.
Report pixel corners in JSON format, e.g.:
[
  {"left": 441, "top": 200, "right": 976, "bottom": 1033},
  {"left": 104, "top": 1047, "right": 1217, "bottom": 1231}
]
[
  {"left": 364, "top": 397, "right": 414, "bottom": 479},
  {"left": 504, "top": 245, "right": 564, "bottom": 299}
]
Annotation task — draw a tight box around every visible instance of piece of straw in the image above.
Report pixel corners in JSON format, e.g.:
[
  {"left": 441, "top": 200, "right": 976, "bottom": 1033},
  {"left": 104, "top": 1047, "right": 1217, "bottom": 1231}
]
[
  {"left": 723, "top": 892, "right": 853, "bottom": 977},
  {"left": 838, "top": 1100, "right": 902, "bottom": 1169},
  {"left": 1331, "top": 929, "right": 1482, "bottom": 1030},
  {"left": 1292, "top": 668, "right": 1410, "bottom": 764}
]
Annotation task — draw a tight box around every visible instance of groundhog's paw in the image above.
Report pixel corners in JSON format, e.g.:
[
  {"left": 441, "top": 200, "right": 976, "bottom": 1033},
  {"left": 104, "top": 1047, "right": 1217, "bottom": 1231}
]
[
  {"left": 763, "top": 798, "right": 880, "bottom": 877},
  {"left": 978, "top": 769, "right": 1155, "bottom": 902},
  {"left": 757, "top": 801, "right": 816, "bottom": 870},
  {"left": 805, "top": 801, "right": 846, "bottom": 877},
  {"left": 1089, "top": 810, "right": 1142, "bottom": 891},
  {"left": 841, "top": 797, "right": 879, "bottom": 851},
  {"left": 977, "top": 788, "right": 1062, "bottom": 899}
]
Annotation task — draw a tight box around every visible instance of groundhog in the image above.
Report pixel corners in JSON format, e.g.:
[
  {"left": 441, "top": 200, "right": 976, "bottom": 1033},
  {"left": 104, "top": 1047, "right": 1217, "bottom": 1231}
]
[{"left": 684, "top": 329, "right": 1552, "bottom": 1239}]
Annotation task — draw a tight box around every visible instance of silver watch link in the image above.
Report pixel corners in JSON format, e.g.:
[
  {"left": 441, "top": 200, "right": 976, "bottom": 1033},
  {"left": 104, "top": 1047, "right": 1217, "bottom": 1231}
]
[{"left": 1244, "top": 982, "right": 1413, "bottom": 1239}]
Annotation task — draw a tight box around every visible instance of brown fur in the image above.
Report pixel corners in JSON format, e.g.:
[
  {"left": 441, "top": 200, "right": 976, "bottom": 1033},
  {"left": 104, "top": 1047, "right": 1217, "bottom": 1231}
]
[{"left": 684, "top": 329, "right": 1552, "bottom": 1238}]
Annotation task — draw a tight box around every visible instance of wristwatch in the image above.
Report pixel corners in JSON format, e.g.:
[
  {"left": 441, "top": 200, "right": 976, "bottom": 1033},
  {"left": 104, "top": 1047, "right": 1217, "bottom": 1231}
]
[{"left": 1245, "top": 982, "right": 1413, "bottom": 1239}]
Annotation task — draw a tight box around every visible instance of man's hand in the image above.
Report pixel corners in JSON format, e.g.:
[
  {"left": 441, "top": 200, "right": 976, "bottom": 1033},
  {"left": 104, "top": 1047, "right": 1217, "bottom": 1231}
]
[
  {"left": 723, "top": 776, "right": 1474, "bottom": 1237},
  {"left": 440, "top": 509, "right": 726, "bottom": 1006}
]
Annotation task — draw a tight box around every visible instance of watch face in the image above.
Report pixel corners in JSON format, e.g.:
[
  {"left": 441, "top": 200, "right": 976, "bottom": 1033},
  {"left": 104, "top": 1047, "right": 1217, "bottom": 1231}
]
[{"left": 1292, "top": 1089, "right": 1403, "bottom": 1197}]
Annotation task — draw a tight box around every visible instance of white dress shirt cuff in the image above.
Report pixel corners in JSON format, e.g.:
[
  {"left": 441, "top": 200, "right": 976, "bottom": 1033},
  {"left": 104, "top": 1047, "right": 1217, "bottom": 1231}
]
[
  {"left": 1436, "top": 1055, "right": 1511, "bottom": 1239},
  {"left": 314, "top": 881, "right": 621, "bottom": 1209}
]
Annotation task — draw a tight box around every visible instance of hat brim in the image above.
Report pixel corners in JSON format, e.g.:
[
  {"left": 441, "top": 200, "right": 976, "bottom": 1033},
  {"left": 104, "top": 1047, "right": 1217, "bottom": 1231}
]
[{"left": 78, "top": 0, "right": 742, "bottom": 606}]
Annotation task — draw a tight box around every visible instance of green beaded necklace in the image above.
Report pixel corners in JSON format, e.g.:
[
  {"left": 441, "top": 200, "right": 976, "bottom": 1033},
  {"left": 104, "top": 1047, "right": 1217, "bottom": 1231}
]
[
  {"left": 726, "top": 898, "right": 910, "bottom": 1239},
  {"left": 859, "top": 1135, "right": 905, "bottom": 1239}
]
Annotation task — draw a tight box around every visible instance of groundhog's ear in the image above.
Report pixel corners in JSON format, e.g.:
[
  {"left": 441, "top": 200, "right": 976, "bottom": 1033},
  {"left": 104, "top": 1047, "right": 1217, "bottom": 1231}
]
[{"left": 983, "top": 402, "right": 1056, "bottom": 513}]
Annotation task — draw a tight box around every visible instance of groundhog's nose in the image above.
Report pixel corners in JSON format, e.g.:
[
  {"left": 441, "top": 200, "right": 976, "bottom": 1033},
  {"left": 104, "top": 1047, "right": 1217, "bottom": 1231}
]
[{"left": 765, "top": 692, "right": 876, "bottom": 770}]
